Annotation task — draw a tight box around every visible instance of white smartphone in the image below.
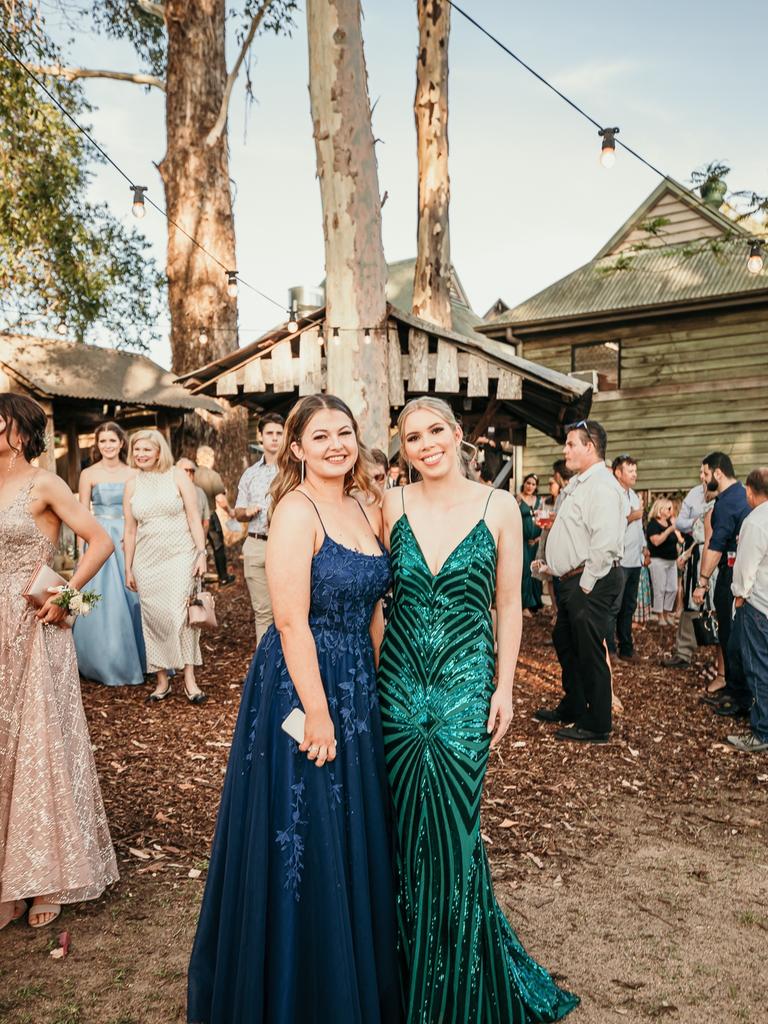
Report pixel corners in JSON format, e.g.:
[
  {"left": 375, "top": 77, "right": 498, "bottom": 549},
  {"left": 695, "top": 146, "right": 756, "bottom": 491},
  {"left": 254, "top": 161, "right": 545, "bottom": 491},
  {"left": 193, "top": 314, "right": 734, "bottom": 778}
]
[{"left": 281, "top": 708, "right": 306, "bottom": 744}]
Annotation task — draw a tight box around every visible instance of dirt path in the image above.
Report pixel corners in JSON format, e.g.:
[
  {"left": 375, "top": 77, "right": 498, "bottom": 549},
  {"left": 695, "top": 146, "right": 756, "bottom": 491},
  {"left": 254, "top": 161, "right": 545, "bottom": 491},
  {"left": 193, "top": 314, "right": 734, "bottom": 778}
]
[{"left": 1, "top": 583, "right": 766, "bottom": 1022}]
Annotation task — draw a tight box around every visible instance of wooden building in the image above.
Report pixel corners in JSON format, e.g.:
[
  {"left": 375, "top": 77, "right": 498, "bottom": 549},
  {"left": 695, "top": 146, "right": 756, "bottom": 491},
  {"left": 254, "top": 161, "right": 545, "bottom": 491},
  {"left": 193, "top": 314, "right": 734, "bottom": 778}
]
[
  {"left": 176, "top": 299, "right": 592, "bottom": 461},
  {"left": 478, "top": 179, "right": 768, "bottom": 493},
  {"left": 0, "top": 334, "right": 221, "bottom": 489}
]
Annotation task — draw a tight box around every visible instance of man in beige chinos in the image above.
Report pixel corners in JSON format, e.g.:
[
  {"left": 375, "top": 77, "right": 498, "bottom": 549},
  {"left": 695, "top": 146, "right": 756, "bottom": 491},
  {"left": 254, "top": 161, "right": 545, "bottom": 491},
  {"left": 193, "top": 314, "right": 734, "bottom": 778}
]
[{"left": 234, "top": 414, "right": 284, "bottom": 641}]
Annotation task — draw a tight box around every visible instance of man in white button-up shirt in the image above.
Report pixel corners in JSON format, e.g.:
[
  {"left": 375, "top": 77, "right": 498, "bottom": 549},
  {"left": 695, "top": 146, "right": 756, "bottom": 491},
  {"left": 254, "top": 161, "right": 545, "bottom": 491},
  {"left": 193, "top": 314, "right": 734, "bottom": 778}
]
[
  {"left": 606, "top": 454, "right": 647, "bottom": 663},
  {"left": 726, "top": 467, "right": 768, "bottom": 753},
  {"left": 535, "top": 420, "right": 625, "bottom": 743}
]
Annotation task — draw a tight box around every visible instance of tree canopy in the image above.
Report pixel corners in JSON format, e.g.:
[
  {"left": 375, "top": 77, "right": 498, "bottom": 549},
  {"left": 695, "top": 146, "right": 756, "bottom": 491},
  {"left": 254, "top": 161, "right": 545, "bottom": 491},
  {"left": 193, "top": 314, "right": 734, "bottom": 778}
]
[{"left": 0, "top": 3, "right": 164, "bottom": 348}]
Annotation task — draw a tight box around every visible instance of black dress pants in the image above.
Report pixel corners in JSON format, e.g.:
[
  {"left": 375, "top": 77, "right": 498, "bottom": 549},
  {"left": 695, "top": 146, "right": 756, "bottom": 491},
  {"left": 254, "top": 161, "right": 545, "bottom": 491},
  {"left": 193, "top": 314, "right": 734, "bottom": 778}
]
[
  {"left": 553, "top": 567, "right": 624, "bottom": 734},
  {"left": 714, "top": 564, "right": 751, "bottom": 709},
  {"left": 207, "top": 514, "right": 228, "bottom": 581},
  {"left": 606, "top": 566, "right": 641, "bottom": 655}
]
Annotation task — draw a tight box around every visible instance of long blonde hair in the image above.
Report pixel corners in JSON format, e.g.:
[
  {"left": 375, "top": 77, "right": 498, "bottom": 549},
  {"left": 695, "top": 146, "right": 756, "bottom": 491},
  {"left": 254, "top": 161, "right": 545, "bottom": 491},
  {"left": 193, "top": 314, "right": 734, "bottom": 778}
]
[
  {"left": 397, "top": 396, "right": 473, "bottom": 479},
  {"left": 269, "top": 395, "right": 376, "bottom": 515},
  {"left": 129, "top": 429, "right": 174, "bottom": 473}
]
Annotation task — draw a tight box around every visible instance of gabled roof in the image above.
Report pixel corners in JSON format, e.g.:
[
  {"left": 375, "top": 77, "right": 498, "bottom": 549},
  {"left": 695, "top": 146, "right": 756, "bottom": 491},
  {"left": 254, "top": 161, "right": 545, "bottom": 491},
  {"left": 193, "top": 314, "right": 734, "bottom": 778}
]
[
  {"left": 385, "top": 257, "right": 485, "bottom": 341},
  {"left": 478, "top": 241, "right": 768, "bottom": 332},
  {"left": 594, "top": 177, "right": 748, "bottom": 259},
  {"left": 0, "top": 334, "right": 222, "bottom": 413}
]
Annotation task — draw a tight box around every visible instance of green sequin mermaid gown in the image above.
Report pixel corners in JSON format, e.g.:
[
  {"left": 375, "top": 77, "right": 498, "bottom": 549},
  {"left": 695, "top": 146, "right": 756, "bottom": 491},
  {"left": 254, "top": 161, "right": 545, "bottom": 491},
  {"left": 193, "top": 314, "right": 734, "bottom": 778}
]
[{"left": 378, "top": 501, "right": 579, "bottom": 1023}]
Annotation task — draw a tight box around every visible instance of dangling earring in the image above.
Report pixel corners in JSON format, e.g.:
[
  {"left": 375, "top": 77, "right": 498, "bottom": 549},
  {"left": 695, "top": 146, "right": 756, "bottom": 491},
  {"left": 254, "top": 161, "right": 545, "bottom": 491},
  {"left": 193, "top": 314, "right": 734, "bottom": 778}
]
[
  {"left": 408, "top": 461, "right": 413, "bottom": 484},
  {"left": 300, "top": 459, "right": 305, "bottom": 484},
  {"left": 7, "top": 450, "right": 17, "bottom": 476}
]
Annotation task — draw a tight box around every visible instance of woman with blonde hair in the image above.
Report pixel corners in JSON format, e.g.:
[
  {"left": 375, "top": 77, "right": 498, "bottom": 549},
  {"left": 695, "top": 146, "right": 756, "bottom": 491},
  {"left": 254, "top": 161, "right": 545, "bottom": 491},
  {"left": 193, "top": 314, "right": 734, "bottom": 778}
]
[
  {"left": 646, "top": 497, "right": 684, "bottom": 625},
  {"left": 188, "top": 395, "right": 400, "bottom": 1024},
  {"left": 123, "top": 430, "right": 208, "bottom": 703},
  {"left": 379, "top": 396, "right": 578, "bottom": 1022}
]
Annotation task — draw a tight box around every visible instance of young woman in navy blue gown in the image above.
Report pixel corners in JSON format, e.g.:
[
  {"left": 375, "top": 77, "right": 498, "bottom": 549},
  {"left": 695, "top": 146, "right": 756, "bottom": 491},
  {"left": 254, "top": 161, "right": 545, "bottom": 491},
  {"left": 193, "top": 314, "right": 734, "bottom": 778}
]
[{"left": 187, "top": 395, "right": 401, "bottom": 1024}]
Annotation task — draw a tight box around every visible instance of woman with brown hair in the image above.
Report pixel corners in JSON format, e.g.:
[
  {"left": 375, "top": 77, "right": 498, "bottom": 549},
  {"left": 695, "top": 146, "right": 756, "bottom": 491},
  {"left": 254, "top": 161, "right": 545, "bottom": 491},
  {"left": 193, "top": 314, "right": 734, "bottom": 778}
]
[
  {"left": 0, "top": 395, "right": 118, "bottom": 931},
  {"left": 187, "top": 395, "right": 400, "bottom": 1024},
  {"left": 74, "top": 422, "right": 146, "bottom": 685},
  {"left": 518, "top": 472, "right": 544, "bottom": 616}
]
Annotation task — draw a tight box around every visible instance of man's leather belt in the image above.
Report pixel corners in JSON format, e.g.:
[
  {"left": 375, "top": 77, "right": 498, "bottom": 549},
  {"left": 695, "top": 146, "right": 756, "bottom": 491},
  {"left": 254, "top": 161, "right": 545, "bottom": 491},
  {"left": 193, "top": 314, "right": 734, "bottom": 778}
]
[
  {"left": 249, "top": 533, "right": 268, "bottom": 541},
  {"left": 558, "top": 560, "right": 620, "bottom": 582}
]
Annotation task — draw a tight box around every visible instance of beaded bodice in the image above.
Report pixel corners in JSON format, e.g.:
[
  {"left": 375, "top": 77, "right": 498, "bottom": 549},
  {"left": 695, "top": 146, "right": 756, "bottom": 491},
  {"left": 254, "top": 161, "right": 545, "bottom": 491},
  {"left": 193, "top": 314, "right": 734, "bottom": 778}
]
[{"left": 0, "top": 477, "right": 56, "bottom": 596}]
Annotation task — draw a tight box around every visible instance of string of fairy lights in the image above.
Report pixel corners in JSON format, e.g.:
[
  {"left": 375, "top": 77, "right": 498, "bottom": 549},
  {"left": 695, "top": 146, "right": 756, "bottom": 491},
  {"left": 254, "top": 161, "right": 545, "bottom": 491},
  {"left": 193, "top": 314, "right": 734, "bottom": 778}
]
[{"left": 2, "top": 4, "right": 764, "bottom": 350}]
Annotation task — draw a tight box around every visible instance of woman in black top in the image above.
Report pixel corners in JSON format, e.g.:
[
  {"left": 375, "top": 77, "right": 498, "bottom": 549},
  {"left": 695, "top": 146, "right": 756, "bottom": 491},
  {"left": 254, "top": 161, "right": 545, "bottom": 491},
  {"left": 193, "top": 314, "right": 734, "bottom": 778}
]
[{"left": 646, "top": 498, "right": 683, "bottom": 625}]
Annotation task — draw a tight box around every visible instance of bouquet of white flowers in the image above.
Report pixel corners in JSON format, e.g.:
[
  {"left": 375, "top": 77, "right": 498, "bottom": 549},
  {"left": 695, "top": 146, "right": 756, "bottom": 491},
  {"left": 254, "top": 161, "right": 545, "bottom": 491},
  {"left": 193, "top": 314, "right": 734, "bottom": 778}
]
[{"left": 51, "top": 585, "right": 102, "bottom": 617}]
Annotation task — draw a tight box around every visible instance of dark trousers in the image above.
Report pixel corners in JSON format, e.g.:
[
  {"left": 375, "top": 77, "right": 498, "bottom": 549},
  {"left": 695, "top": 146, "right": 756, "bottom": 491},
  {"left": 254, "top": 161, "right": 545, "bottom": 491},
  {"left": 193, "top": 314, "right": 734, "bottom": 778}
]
[
  {"left": 738, "top": 602, "right": 768, "bottom": 740},
  {"left": 552, "top": 567, "right": 624, "bottom": 734},
  {"left": 207, "top": 515, "right": 228, "bottom": 581},
  {"left": 713, "top": 564, "right": 749, "bottom": 707},
  {"left": 606, "top": 566, "right": 641, "bottom": 655}
]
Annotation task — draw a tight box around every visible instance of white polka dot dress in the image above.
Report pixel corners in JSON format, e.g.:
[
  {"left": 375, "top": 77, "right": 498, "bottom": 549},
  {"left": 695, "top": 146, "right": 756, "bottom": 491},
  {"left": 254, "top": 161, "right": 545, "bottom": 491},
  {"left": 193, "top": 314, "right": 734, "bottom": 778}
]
[{"left": 131, "top": 469, "right": 201, "bottom": 672}]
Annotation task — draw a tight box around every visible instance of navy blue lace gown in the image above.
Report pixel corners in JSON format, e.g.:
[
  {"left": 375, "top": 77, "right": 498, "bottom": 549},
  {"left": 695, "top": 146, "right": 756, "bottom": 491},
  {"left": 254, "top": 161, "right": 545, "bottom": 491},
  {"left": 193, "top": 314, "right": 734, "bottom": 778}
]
[{"left": 187, "top": 508, "right": 401, "bottom": 1024}]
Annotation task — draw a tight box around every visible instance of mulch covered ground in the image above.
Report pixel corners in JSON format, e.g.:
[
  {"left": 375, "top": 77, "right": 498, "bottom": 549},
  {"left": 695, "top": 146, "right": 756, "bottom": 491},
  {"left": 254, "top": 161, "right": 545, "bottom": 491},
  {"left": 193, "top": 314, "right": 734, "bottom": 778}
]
[{"left": 81, "top": 577, "right": 767, "bottom": 883}]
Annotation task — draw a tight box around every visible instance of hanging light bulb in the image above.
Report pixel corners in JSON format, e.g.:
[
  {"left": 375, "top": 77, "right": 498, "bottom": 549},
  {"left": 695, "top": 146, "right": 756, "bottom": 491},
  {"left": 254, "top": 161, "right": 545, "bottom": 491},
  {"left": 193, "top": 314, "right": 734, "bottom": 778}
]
[
  {"left": 198, "top": 326, "right": 208, "bottom": 344},
  {"left": 131, "top": 185, "right": 147, "bottom": 218},
  {"left": 287, "top": 307, "right": 299, "bottom": 333},
  {"left": 598, "top": 127, "right": 619, "bottom": 168},
  {"left": 56, "top": 320, "right": 68, "bottom": 336},
  {"left": 226, "top": 270, "right": 238, "bottom": 298},
  {"left": 332, "top": 327, "right": 341, "bottom": 346},
  {"left": 364, "top": 328, "right": 372, "bottom": 345},
  {"left": 747, "top": 240, "right": 764, "bottom": 275}
]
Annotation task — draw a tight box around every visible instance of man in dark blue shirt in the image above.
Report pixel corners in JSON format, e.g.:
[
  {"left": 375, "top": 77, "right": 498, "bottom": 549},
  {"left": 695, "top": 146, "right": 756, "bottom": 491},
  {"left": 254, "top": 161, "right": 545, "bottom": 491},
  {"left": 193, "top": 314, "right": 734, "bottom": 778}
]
[{"left": 694, "top": 451, "right": 751, "bottom": 716}]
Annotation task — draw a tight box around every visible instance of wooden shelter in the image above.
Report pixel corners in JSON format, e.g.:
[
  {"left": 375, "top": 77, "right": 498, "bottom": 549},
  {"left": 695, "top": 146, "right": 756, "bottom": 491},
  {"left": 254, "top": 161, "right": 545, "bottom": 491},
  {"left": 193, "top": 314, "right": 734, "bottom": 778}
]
[
  {"left": 176, "top": 303, "right": 592, "bottom": 450},
  {"left": 478, "top": 178, "right": 768, "bottom": 492},
  {"left": 0, "top": 334, "right": 221, "bottom": 488}
]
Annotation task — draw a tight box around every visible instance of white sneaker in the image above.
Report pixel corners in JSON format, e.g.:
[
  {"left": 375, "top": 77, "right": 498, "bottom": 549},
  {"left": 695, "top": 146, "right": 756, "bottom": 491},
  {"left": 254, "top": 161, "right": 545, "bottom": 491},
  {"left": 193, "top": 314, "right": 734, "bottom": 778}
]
[{"left": 726, "top": 733, "right": 768, "bottom": 753}]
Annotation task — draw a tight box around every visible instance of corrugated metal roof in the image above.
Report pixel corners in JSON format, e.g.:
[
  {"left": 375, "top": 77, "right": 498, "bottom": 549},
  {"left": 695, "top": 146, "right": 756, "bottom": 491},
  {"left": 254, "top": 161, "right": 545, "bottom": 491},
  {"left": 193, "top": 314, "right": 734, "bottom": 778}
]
[
  {"left": 385, "top": 257, "right": 487, "bottom": 341},
  {"left": 0, "top": 335, "right": 222, "bottom": 413},
  {"left": 483, "top": 242, "right": 768, "bottom": 330}
]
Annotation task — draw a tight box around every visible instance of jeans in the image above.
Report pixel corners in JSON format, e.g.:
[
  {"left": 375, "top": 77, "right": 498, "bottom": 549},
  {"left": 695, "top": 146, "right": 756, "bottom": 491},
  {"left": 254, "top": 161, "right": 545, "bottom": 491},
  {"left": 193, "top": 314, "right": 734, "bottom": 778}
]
[
  {"left": 553, "top": 568, "right": 624, "bottom": 734},
  {"left": 607, "top": 566, "right": 641, "bottom": 655},
  {"left": 738, "top": 602, "right": 768, "bottom": 740},
  {"left": 713, "top": 564, "right": 749, "bottom": 705}
]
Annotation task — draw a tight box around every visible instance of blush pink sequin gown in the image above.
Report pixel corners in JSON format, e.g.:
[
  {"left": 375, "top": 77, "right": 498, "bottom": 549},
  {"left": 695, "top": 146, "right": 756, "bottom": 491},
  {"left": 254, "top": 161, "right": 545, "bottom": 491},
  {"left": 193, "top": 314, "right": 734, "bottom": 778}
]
[{"left": 0, "top": 476, "right": 118, "bottom": 914}]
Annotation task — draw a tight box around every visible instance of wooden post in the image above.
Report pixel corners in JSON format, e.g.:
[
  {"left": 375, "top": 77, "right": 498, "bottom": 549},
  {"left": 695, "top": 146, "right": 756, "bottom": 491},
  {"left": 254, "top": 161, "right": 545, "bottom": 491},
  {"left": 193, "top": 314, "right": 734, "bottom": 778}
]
[
  {"left": 36, "top": 398, "right": 57, "bottom": 475},
  {"left": 65, "top": 420, "right": 80, "bottom": 492},
  {"left": 307, "top": 0, "right": 389, "bottom": 449}
]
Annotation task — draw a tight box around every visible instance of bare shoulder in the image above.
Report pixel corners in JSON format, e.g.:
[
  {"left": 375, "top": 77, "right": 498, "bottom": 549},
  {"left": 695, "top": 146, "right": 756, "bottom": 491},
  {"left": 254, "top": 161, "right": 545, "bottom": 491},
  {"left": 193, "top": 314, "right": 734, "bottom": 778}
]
[
  {"left": 271, "top": 490, "right": 318, "bottom": 531},
  {"left": 486, "top": 487, "right": 521, "bottom": 525},
  {"left": 381, "top": 486, "right": 404, "bottom": 526},
  {"left": 361, "top": 498, "right": 383, "bottom": 534},
  {"left": 32, "top": 467, "right": 71, "bottom": 501}
]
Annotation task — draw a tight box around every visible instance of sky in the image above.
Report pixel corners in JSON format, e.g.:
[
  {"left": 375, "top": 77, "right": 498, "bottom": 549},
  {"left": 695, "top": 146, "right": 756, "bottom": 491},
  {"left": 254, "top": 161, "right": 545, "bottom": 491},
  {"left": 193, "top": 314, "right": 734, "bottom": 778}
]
[{"left": 42, "top": 0, "right": 767, "bottom": 368}]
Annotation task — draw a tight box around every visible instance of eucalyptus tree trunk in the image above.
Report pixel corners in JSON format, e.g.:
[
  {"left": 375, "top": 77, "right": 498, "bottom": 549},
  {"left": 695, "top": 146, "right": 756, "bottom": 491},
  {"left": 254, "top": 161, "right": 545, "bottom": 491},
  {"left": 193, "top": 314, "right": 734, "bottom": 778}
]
[
  {"left": 159, "top": 0, "right": 238, "bottom": 375},
  {"left": 160, "top": 0, "right": 247, "bottom": 490},
  {"left": 307, "top": 0, "right": 389, "bottom": 449},
  {"left": 413, "top": 0, "right": 452, "bottom": 330}
]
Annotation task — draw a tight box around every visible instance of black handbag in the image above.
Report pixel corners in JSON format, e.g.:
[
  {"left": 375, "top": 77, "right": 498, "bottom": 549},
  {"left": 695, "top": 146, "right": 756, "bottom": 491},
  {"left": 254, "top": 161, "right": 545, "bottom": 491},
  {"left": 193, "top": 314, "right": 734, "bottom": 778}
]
[{"left": 693, "top": 589, "right": 719, "bottom": 647}]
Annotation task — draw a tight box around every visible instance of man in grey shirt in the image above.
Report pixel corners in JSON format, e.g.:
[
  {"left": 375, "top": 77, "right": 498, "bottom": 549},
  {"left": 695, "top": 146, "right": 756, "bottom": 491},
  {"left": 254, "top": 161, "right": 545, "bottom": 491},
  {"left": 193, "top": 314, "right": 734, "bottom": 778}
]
[
  {"left": 662, "top": 468, "right": 708, "bottom": 668},
  {"left": 534, "top": 420, "right": 625, "bottom": 743},
  {"left": 235, "top": 413, "right": 284, "bottom": 641}
]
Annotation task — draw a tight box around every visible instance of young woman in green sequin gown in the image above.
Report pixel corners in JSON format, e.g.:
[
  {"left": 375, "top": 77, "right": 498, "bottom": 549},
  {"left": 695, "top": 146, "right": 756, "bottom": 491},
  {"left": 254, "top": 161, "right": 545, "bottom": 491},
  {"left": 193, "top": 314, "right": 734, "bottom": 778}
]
[{"left": 378, "top": 398, "right": 579, "bottom": 1024}]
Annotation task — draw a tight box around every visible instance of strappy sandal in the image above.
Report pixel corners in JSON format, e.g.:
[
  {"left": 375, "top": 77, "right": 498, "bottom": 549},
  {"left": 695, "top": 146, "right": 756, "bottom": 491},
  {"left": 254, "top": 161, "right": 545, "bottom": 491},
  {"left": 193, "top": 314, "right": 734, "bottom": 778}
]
[
  {"left": 0, "top": 900, "right": 27, "bottom": 930},
  {"left": 28, "top": 902, "right": 61, "bottom": 929},
  {"left": 705, "top": 674, "right": 726, "bottom": 695}
]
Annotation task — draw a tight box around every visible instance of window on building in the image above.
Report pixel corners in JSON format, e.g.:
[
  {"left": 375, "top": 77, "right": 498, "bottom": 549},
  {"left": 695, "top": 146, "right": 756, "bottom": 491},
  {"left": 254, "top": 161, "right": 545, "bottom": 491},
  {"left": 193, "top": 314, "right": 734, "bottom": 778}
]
[{"left": 571, "top": 341, "right": 620, "bottom": 391}]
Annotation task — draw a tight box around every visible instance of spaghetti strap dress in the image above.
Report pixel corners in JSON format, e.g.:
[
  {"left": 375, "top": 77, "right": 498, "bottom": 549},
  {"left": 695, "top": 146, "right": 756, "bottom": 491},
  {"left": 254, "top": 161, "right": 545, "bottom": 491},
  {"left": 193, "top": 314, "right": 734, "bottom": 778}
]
[
  {"left": 187, "top": 493, "right": 401, "bottom": 1024},
  {"left": 377, "top": 487, "right": 579, "bottom": 1023},
  {"left": 0, "top": 477, "right": 118, "bottom": 916}
]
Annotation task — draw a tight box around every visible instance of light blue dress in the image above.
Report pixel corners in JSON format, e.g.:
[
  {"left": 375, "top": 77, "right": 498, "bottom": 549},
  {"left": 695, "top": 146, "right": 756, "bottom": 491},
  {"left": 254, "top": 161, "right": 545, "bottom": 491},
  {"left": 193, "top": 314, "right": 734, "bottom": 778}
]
[{"left": 73, "top": 481, "right": 146, "bottom": 686}]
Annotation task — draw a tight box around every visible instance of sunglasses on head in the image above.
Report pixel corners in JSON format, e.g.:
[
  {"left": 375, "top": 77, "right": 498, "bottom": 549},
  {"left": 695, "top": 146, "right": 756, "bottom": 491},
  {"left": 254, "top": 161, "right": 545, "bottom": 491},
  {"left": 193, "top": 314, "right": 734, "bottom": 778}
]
[
  {"left": 373, "top": 472, "right": 386, "bottom": 482},
  {"left": 566, "top": 420, "right": 597, "bottom": 448}
]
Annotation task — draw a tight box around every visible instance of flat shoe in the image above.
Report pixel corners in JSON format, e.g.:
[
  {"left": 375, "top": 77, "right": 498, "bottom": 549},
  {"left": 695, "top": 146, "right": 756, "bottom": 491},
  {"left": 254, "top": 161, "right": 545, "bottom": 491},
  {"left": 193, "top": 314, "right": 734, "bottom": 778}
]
[
  {"left": 184, "top": 687, "right": 207, "bottom": 705},
  {"left": 533, "top": 707, "right": 574, "bottom": 724},
  {"left": 554, "top": 726, "right": 610, "bottom": 744},
  {"left": 0, "top": 900, "right": 27, "bottom": 930},
  {"left": 146, "top": 685, "right": 172, "bottom": 703},
  {"left": 28, "top": 902, "right": 61, "bottom": 929},
  {"left": 699, "top": 691, "right": 729, "bottom": 707},
  {"left": 713, "top": 701, "right": 750, "bottom": 718}
]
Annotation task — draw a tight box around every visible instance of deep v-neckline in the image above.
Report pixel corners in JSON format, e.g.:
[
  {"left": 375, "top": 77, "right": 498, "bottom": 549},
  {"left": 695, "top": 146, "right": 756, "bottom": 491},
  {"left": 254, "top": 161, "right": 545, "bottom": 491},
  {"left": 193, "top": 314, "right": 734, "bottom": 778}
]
[{"left": 399, "top": 514, "right": 493, "bottom": 580}]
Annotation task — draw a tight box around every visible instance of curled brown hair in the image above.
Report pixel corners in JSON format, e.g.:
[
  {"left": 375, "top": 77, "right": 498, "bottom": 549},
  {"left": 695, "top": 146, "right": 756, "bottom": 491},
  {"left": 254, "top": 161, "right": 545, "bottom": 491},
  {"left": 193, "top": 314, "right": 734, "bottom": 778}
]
[
  {"left": 0, "top": 393, "right": 47, "bottom": 461},
  {"left": 269, "top": 395, "right": 375, "bottom": 515},
  {"left": 91, "top": 421, "right": 128, "bottom": 464}
]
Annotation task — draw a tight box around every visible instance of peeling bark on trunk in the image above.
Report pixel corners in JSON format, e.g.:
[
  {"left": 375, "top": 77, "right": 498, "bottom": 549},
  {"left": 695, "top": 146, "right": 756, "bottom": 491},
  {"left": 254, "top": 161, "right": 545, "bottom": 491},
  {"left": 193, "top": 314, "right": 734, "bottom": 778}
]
[
  {"left": 307, "top": 0, "right": 389, "bottom": 449},
  {"left": 413, "top": 0, "right": 452, "bottom": 330},
  {"left": 160, "top": 0, "right": 237, "bottom": 375},
  {"left": 160, "top": 0, "right": 247, "bottom": 489}
]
